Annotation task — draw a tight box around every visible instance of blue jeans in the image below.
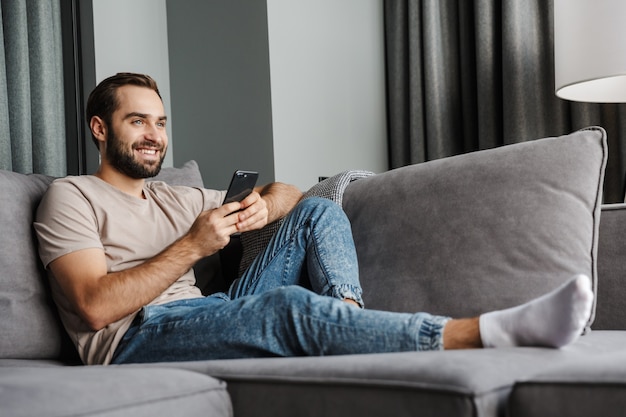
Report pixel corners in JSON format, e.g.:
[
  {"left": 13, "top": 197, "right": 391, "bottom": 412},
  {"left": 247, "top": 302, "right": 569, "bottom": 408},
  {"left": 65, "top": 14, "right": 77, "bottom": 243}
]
[{"left": 111, "top": 198, "right": 449, "bottom": 364}]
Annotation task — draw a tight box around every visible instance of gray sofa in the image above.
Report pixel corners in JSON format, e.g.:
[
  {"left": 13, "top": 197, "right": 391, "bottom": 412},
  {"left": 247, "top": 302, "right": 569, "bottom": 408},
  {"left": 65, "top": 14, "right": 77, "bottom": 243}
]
[{"left": 2, "top": 126, "right": 626, "bottom": 417}]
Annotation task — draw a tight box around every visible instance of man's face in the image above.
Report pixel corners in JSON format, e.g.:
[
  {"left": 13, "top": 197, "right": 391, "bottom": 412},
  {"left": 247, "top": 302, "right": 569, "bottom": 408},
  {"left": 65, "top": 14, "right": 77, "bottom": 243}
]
[{"left": 104, "top": 85, "right": 168, "bottom": 179}]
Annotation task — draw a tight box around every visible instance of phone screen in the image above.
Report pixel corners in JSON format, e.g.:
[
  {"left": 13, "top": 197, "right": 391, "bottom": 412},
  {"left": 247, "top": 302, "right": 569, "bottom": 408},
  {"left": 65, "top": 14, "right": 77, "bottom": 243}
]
[{"left": 223, "top": 170, "right": 259, "bottom": 204}]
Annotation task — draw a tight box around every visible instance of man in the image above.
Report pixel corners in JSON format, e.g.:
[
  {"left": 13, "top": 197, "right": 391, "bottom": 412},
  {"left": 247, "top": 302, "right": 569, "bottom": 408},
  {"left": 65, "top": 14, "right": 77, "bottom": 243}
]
[{"left": 35, "top": 73, "right": 593, "bottom": 365}]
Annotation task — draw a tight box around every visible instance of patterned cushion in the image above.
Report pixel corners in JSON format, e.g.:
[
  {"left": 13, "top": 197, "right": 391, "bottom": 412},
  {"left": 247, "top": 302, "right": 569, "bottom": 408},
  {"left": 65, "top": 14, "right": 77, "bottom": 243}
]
[{"left": 237, "top": 170, "right": 374, "bottom": 276}]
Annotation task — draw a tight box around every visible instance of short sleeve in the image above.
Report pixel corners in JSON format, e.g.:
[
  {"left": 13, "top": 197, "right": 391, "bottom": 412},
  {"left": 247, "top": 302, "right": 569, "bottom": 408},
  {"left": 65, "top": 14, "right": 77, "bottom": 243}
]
[{"left": 34, "top": 180, "right": 103, "bottom": 268}]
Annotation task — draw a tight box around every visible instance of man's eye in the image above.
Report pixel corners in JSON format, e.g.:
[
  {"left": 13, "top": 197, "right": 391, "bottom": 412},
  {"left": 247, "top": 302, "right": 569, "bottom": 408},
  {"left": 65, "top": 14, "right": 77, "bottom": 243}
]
[
  {"left": 132, "top": 119, "right": 144, "bottom": 125},
  {"left": 157, "top": 122, "right": 166, "bottom": 128}
]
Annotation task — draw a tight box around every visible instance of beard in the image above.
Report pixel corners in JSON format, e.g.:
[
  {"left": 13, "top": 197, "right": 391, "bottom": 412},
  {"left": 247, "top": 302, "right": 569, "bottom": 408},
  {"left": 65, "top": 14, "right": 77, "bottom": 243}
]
[{"left": 105, "top": 127, "right": 166, "bottom": 179}]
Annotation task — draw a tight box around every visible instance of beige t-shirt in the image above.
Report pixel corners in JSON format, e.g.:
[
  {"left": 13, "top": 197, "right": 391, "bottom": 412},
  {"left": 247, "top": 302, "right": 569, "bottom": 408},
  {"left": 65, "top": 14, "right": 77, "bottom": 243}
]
[{"left": 34, "top": 175, "right": 225, "bottom": 365}]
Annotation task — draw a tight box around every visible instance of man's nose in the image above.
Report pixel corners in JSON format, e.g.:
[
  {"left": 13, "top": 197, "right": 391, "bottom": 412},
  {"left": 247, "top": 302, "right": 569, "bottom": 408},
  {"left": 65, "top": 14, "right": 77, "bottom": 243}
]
[{"left": 144, "top": 123, "right": 161, "bottom": 141}]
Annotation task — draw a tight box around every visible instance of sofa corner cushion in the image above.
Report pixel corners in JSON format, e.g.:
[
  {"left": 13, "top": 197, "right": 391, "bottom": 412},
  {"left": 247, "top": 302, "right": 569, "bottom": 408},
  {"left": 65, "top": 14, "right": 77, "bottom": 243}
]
[
  {"left": 343, "top": 127, "right": 607, "bottom": 322},
  {"left": 0, "top": 366, "right": 233, "bottom": 417},
  {"left": 0, "top": 170, "right": 63, "bottom": 359}
]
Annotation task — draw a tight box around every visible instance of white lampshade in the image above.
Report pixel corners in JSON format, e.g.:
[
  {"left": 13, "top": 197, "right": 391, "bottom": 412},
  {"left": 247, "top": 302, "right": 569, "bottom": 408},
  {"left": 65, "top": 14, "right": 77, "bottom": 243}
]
[{"left": 554, "top": 0, "right": 626, "bottom": 103}]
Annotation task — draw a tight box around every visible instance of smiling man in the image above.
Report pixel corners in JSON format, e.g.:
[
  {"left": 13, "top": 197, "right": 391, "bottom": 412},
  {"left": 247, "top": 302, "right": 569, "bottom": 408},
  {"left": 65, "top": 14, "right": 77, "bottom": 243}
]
[
  {"left": 90, "top": 81, "right": 168, "bottom": 194},
  {"left": 34, "top": 72, "right": 594, "bottom": 366}
]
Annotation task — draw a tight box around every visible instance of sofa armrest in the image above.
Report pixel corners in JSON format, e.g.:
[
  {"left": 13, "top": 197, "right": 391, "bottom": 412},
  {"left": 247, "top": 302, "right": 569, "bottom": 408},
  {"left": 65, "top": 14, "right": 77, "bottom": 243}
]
[{"left": 592, "top": 203, "right": 626, "bottom": 330}]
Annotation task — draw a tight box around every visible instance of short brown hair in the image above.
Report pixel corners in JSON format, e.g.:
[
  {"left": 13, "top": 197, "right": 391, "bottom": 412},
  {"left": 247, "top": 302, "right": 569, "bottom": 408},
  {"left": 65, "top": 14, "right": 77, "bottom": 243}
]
[{"left": 85, "top": 72, "right": 162, "bottom": 147}]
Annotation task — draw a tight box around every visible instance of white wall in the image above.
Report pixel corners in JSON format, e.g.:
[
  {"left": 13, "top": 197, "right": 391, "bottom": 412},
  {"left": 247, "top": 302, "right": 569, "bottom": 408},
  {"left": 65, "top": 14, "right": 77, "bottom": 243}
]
[
  {"left": 91, "top": 1, "right": 387, "bottom": 183},
  {"left": 91, "top": 0, "right": 174, "bottom": 167},
  {"left": 266, "top": 0, "right": 388, "bottom": 190}
]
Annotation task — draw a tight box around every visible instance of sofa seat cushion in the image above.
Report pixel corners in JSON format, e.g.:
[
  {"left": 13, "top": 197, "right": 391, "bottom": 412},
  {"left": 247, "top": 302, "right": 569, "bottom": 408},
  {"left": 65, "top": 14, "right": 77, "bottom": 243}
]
[
  {"left": 140, "top": 331, "right": 626, "bottom": 417},
  {"left": 0, "top": 366, "right": 232, "bottom": 417},
  {"left": 508, "top": 343, "right": 626, "bottom": 417},
  {"left": 343, "top": 128, "right": 607, "bottom": 324}
]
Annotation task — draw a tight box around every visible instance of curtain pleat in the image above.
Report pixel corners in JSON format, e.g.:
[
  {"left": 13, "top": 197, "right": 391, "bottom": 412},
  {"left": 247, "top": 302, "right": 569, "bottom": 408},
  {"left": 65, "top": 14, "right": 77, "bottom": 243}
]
[
  {"left": 385, "top": 0, "right": 626, "bottom": 202},
  {"left": 385, "top": 0, "right": 423, "bottom": 166},
  {"left": 474, "top": 0, "right": 501, "bottom": 150},
  {"left": 0, "top": 0, "right": 66, "bottom": 176},
  {"left": 422, "top": 1, "right": 463, "bottom": 158},
  {"left": 3, "top": 0, "right": 32, "bottom": 173},
  {"left": 0, "top": 5, "right": 9, "bottom": 169}
]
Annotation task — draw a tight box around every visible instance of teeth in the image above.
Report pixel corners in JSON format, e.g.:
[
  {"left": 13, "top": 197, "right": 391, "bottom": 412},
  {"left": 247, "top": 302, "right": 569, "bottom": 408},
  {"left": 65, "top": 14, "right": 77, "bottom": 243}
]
[{"left": 138, "top": 149, "right": 157, "bottom": 155}]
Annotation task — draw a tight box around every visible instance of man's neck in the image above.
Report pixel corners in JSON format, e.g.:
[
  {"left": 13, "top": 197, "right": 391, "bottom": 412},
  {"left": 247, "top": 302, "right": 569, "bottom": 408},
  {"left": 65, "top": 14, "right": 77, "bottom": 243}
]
[{"left": 95, "top": 165, "right": 146, "bottom": 199}]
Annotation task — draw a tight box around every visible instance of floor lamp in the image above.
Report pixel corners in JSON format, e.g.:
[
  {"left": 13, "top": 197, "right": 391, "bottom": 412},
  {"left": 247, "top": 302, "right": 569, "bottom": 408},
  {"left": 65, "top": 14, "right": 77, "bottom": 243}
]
[
  {"left": 554, "top": 0, "right": 626, "bottom": 102},
  {"left": 554, "top": 0, "right": 626, "bottom": 199},
  {"left": 554, "top": 0, "right": 626, "bottom": 200}
]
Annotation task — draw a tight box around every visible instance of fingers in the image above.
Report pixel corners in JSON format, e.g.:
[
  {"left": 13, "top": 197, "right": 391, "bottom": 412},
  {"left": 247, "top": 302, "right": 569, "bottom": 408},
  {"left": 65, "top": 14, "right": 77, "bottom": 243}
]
[
  {"left": 235, "top": 192, "right": 269, "bottom": 232},
  {"left": 189, "top": 209, "right": 238, "bottom": 256},
  {"left": 213, "top": 192, "right": 269, "bottom": 235},
  {"left": 236, "top": 209, "right": 268, "bottom": 232}
]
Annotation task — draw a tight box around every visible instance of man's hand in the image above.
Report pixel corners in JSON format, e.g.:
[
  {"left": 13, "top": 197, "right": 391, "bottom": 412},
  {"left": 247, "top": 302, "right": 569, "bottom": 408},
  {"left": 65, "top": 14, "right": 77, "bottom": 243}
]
[
  {"left": 233, "top": 191, "right": 269, "bottom": 233},
  {"left": 222, "top": 182, "right": 303, "bottom": 234},
  {"left": 184, "top": 194, "right": 268, "bottom": 255},
  {"left": 186, "top": 202, "right": 244, "bottom": 256}
]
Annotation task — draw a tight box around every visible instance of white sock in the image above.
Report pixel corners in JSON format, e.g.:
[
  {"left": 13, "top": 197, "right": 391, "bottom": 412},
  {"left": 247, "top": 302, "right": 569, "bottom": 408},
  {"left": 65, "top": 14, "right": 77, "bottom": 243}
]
[{"left": 479, "top": 274, "right": 593, "bottom": 348}]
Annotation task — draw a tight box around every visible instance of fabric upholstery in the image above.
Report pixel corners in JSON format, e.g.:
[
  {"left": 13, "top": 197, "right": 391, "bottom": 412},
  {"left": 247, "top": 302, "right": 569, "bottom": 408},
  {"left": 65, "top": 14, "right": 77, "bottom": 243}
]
[
  {"left": 592, "top": 203, "right": 626, "bottom": 330},
  {"left": 149, "top": 159, "right": 205, "bottom": 188},
  {"left": 146, "top": 331, "right": 626, "bottom": 417},
  {"left": 343, "top": 128, "right": 607, "bottom": 323},
  {"left": 508, "top": 348, "right": 626, "bottom": 417},
  {"left": 237, "top": 170, "right": 374, "bottom": 276},
  {"left": 0, "top": 170, "right": 61, "bottom": 359},
  {"left": 0, "top": 366, "right": 232, "bottom": 417},
  {"left": 301, "top": 170, "right": 375, "bottom": 206}
]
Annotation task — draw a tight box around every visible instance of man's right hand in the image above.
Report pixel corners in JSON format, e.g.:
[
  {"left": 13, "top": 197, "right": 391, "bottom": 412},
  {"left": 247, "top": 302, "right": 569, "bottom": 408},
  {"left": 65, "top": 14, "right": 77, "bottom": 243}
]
[{"left": 186, "top": 201, "right": 243, "bottom": 258}]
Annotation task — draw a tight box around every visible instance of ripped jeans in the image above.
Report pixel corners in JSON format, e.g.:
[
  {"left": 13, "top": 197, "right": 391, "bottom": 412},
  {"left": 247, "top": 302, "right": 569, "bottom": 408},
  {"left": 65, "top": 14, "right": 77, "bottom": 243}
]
[{"left": 111, "top": 198, "right": 449, "bottom": 364}]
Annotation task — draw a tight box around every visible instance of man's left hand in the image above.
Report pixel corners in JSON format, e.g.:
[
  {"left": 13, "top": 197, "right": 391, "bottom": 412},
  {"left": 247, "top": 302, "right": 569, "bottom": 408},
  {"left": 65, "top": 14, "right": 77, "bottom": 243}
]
[{"left": 234, "top": 191, "right": 269, "bottom": 232}]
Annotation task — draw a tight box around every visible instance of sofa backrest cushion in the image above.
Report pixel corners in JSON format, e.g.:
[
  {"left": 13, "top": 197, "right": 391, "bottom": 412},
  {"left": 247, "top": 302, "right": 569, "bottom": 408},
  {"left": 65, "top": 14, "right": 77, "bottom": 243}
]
[
  {"left": 0, "top": 161, "right": 206, "bottom": 360},
  {"left": 148, "top": 159, "right": 204, "bottom": 188},
  {"left": 0, "top": 170, "right": 60, "bottom": 359},
  {"left": 343, "top": 128, "right": 607, "bottom": 325}
]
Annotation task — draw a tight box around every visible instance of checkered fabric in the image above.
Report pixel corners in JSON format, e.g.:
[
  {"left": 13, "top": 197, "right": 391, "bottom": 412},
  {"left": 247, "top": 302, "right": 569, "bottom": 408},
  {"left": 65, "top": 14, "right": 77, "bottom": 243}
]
[{"left": 237, "top": 170, "right": 374, "bottom": 276}]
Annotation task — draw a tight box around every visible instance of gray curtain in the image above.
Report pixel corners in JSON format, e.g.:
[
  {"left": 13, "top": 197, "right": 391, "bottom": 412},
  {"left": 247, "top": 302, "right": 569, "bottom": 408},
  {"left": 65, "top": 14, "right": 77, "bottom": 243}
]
[
  {"left": 0, "top": 0, "right": 66, "bottom": 176},
  {"left": 385, "top": 0, "right": 626, "bottom": 203}
]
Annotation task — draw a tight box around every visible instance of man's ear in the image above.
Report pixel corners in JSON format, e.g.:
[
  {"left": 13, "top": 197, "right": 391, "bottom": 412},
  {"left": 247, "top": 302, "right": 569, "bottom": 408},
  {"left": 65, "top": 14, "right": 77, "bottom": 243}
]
[{"left": 90, "top": 116, "right": 107, "bottom": 146}]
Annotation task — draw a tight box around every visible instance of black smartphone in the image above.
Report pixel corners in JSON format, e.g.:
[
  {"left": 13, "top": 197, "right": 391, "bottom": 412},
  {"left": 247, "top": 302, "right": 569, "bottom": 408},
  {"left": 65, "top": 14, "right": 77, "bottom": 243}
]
[{"left": 223, "top": 170, "right": 259, "bottom": 204}]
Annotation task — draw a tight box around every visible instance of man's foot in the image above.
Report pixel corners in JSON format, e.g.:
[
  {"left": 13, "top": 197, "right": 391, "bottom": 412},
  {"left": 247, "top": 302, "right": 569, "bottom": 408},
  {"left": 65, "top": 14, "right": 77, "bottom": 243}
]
[{"left": 478, "top": 274, "right": 593, "bottom": 348}]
